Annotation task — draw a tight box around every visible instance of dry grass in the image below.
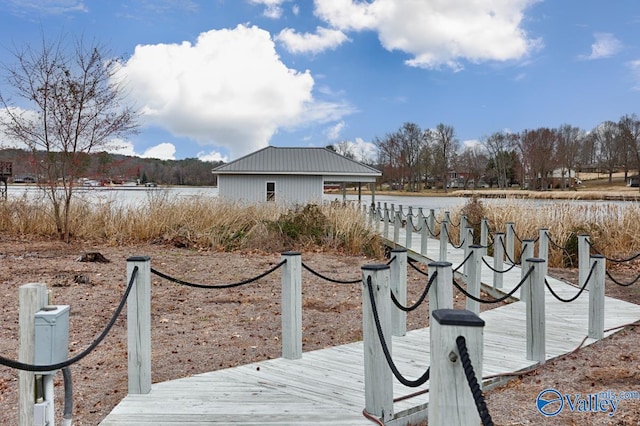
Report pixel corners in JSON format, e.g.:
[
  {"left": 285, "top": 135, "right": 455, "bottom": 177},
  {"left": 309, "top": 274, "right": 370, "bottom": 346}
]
[
  {"left": 447, "top": 198, "right": 640, "bottom": 267},
  {"left": 0, "top": 196, "right": 383, "bottom": 257}
]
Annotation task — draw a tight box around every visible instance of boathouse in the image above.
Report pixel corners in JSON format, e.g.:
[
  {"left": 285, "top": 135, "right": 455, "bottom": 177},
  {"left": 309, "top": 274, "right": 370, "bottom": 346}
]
[{"left": 212, "top": 146, "right": 381, "bottom": 205}]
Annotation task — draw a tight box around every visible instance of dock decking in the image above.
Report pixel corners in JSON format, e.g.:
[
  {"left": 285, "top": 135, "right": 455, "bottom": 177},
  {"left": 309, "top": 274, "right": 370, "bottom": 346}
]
[{"left": 100, "top": 223, "right": 640, "bottom": 425}]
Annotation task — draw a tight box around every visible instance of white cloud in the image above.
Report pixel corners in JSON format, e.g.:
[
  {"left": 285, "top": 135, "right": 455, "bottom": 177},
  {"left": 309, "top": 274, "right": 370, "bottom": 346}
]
[
  {"left": 325, "top": 121, "right": 345, "bottom": 140},
  {"left": 248, "top": 0, "right": 286, "bottom": 19},
  {"left": 332, "top": 138, "right": 377, "bottom": 163},
  {"left": 105, "top": 140, "right": 176, "bottom": 160},
  {"left": 197, "top": 150, "right": 228, "bottom": 163},
  {"left": 313, "top": 0, "right": 541, "bottom": 70},
  {"left": 581, "top": 33, "right": 622, "bottom": 60},
  {"left": 276, "top": 27, "right": 349, "bottom": 54},
  {"left": 115, "top": 25, "right": 350, "bottom": 160}
]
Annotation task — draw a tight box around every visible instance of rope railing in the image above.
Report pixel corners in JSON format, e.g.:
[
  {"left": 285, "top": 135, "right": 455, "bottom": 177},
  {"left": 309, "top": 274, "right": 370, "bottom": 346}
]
[
  {"left": 586, "top": 240, "right": 640, "bottom": 263},
  {"left": 407, "top": 258, "right": 429, "bottom": 277},
  {"left": 500, "top": 237, "right": 520, "bottom": 265},
  {"left": 481, "top": 257, "right": 517, "bottom": 274},
  {"left": 444, "top": 223, "right": 466, "bottom": 248},
  {"left": 605, "top": 270, "right": 640, "bottom": 287},
  {"left": 456, "top": 336, "right": 494, "bottom": 426},
  {"left": 452, "top": 251, "right": 473, "bottom": 274},
  {"left": 151, "top": 260, "right": 286, "bottom": 289},
  {"left": 545, "top": 231, "right": 574, "bottom": 264},
  {"left": 390, "top": 272, "right": 437, "bottom": 312},
  {"left": 0, "top": 266, "right": 139, "bottom": 372},
  {"left": 366, "top": 276, "right": 430, "bottom": 387},
  {"left": 452, "top": 266, "right": 533, "bottom": 304},
  {"left": 301, "top": 262, "right": 361, "bottom": 284},
  {"left": 544, "top": 261, "right": 596, "bottom": 303}
]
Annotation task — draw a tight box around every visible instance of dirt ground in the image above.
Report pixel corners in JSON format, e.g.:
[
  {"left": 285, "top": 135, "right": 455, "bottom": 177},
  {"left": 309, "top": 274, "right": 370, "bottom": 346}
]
[{"left": 0, "top": 239, "right": 639, "bottom": 425}]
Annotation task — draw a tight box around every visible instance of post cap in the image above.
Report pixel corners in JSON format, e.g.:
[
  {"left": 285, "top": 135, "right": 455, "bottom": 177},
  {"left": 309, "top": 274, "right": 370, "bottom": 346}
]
[
  {"left": 432, "top": 309, "right": 485, "bottom": 327},
  {"left": 361, "top": 263, "right": 390, "bottom": 271},
  {"left": 127, "top": 256, "right": 150, "bottom": 262}
]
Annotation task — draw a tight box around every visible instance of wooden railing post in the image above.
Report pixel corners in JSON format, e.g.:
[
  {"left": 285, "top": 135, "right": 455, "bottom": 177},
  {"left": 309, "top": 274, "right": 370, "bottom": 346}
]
[
  {"left": 405, "top": 210, "right": 413, "bottom": 250},
  {"left": 480, "top": 218, "right": 489, "bottom": 256},
  {"left": 493, "top": 233, "right": 505, "bottom": 290},
  {"left": 361, "top": 264, "right": 393, "bottom": 422},
  {"left": 18, "top": 283, "right": 48, "bottom": 426},
  {"left": 420, "top": 215, "right": 428, "bottom": 256},
  {"left": 519, "top": 240, "right": 535, "bottom": 303},
  {"left": 429, "top": 309, "right": 485, "bottom": 426},
  {"left": 429, "top": 261, "right": 454, "bottom": 318},
  {"left": 588, "top": 254, "right": 606, "bottom": 340},
  {"left": 525, "top": 257, "right": 546, "bottom": 364},
  {"left": 393, "top": 209, "right": 400, "bottom": 244},
  {"left": 505, "top": 222, "right": 515, "bottom": 265},
  {"left": 465, "top": 245, "right": 482, "bottom": 315},
  {"left": 383, "top": 203, "right": 390, "bottom": 239},
  {"left": 459, "top": 215, "right": 468, "bottom": 244},
  {"left": 390, "top": 248, "right": 408, "bottom": 337},
  {"left": 127, "top": 256, "right": 152, "bottom": 395},
  {"left": 428, "top": 209, "right": 436, "bottom": 239},
  {"left": 538, "top": 228, "right": 549, "bottom": 271},
  {"left": 578, "top": 234, "right": 590, "bottom": 288},
  {"left": 281, "top": 251, "right": 302, "bottom": 359},
  {"left": 462, "top": 227, "right": 474, "bottom": 280},
  {"left": 439, "top": 219, "right": 449, "bottom": 262}
]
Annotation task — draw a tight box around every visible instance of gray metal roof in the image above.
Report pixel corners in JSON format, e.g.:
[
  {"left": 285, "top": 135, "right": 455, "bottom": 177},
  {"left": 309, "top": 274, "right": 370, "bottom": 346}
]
[{"left": 212, "top": 146, "right": 381, "bottom": 177}]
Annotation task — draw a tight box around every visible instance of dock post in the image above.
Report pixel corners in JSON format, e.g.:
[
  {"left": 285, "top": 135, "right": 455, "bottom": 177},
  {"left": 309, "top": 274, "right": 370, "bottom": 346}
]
[
  {"left": 127, "top": 256, "right": 152, "bottom": 394},
  {"left": 429, "top": 309, "right": 485, "bottom": 426},
  {"left": 428, "top": 261, "right": 454, "bottom": 318},
  {"left": 480, "top": 218, "right": 489, "bottom": 256},
  {"left": 578, "top": 234, "right": 590, "bottom": 288},
  {"left": 383, "top": 203, "right": 389, "bottom": 239},
  {"left": 538, "top": 228, "right": 549, "bottom": 274},
  {"left": 493, "top": 233, "right": 505, "bottom": 290},
  {"left": 390, "top": 248, "right": 408, "bottom": 337},
  {"left": 18, "top": 283, "right": 48, "bottom": 426},
  {"left": 361, "top": 264, "right": 393, "bottom": 422},
  {"left": 588, "top": 254, "right": 606, "bottom": 340},
  {"left": 519, "top": 240, "right": 535, "bottom": 303},
  {"left": 439, "top": 219, "right": 448, "bottom": 262},
  {"left": 459, "top": 214, "right": 467, "bottom": 245},
  {"left": 428, "top": 209, "right": 436, "bottom": 239},
  {"left": 465, "top": 245, "right": 482, "bottom": 315},
  {"left": 420, "top": 214, "right": 428, "bottom": 256},
  {"left": 405, "top": 209, "right": 413, "bottom": 250},
  {"left": 281, "top": 251, "right": 302, "bottom": 359},
  {"left": 525, "top": 257, "right": 546, "bottom": 364},
  {"left": 505, "top": 222, "right": 515, "bottom": 264},
  {"left": 393, "top": 209, "right": 400, "bottom": 244},
  {"left": 462, "top": 227, "right": 474, "bottom": 280}
]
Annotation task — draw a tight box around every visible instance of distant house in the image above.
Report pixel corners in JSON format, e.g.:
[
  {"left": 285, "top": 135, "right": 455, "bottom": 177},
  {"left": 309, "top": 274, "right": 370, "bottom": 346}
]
[
  {"left": 628, "top": 175, "right": 640, "bottom": 187},
  {"left": 212, "top": 146, "right": 381, "bottom": 205}
]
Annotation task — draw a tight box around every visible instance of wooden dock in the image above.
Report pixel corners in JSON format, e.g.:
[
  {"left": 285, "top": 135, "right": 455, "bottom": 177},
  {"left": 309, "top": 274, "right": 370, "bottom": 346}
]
[{"left": 100, "top": 223, "right": 640, "bottom": 425}]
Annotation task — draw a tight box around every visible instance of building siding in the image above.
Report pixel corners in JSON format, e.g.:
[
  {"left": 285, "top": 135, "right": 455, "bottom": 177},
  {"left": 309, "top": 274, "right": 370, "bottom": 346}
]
[{"left": 218, "top": 175, "right": 323, "bottom": 204}]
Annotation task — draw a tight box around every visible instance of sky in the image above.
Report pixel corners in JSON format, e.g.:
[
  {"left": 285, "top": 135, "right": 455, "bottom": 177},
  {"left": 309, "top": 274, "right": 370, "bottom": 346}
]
[{"left": 0, "top": 1, "right": 639, "bottom": 163}]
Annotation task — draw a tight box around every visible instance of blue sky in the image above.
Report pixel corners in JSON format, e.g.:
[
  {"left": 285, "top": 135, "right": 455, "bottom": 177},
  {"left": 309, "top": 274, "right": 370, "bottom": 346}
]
[{"left": 0, "top": 0, "right": 639, "bottom": 163}]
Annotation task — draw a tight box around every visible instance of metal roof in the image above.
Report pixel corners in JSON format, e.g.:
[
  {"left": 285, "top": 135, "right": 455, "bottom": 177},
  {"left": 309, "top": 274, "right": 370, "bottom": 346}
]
[{"left": 212, "top": 146, "right": 381, "bottom": 177}]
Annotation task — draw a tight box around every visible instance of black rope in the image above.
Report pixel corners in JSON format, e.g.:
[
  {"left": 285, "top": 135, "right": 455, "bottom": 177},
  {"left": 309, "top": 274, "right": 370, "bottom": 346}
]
[
  {"left": 444, "top": 223, "right": 466, "bottom": 249},
  {"left": 408, "top": 259, "right": 429, "bottom": 277},
  {"left": 606, "top": 270, "right": 640, "bottom": 287},
  {"left": 544, "top": 262, "right": 595, "bottom": 302},
  {"left": 500, "top": 237, "right": 519, "bottom": 265},
  {"left": 545, "top": 231, "right": 575, "bottom": 267},
  {"left": 513, "top": 229, "right": 523, "bottom": 243},
  {"left": 386, "top": 256, "right": 397, "bottom": 265},
  {"left": 587, "top": 240, "right": 640, "bottom": 263},
  {"left": 390, "top": 272, "right": 437, "bottom": 312},
  {"left": 453, "top": 251, "right": 473, "bottom": 273},
  {"left": 456, "top": 336, "right": 494, "bottom": 426},
  {"left": 366, "top": 277, "right": 430, "bottom": 387},
  {"left": 302, "top": 262, "right": 361, "bottom": 284},
  {"left": 0, "top": 267, "right": 138, "bottom": 372},
  {"left": 452, "top": 266, "right": 533, "bottom": 303},
  {"left": 481, "top": 257, "right": 517, "bottom": 274},
  {"left": 151, "top": 260, "right": 286, "bottom": 289}
]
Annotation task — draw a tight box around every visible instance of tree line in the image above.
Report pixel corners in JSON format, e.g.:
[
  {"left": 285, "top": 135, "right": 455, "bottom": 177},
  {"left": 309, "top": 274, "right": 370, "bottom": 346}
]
[{"left": 356, "top": 115, "right": 640, "bottom": 192}]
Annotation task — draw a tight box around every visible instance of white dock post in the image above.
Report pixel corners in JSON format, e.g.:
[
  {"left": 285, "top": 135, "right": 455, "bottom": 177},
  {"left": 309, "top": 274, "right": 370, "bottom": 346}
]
[
  {"left": 493, "top": 233, "right": 505, "bottom": 290},
  {"left": 588, "top": 254, "right": 606, "bottom": 340},
  {"left": 480, "top": 218, "right": 489, "bottom": 256},
  {"left": 383, "top": 203, "right": 390, "bottom": 239},
  {"left": 525, "top": 257, "right": 546, "bottom": 364},
  {"left": 361, "top": 264, "right": 393, "bottom": 422},
  {"left": 405, "top": 209, "right": 413, "bottom": 250},
  {"left": 428, "top": 209, "right": 436, "bottom": 239},
  {"left": 578, "top": 234, "right": 590, "bottom": 287},
  {"left": 538, "top": 228, "right": 549, "bottom": 273},
  {"left": 439, "top": 219, "right": 448, "bottom": 262},
  {"left": 429, "top": 309, "right": 485, "bottom": 426},
  {"left": 428, "top": 261, "right": 454, "bottom": 317},
  {"left": 18, "top": 283, "right": 48, "bottom": 426},
  {"left": 390, "top": 248, "right": 408, "bottom": 337},
  {"left": 281, "top": 251, "right": 302, "bottom": 359},
  {"left": 519, "top": 240, "right": 535, "bottom": 303},
  {"left": 420, "top": 214, "right": 428, "bottom": 255},
  {"left": 462, "top": 227, "right": 474, "bottom": 280},
  {"left": 505, "top": 222, "right": 515, "bottom": 264},
  {"left": 459, "top": 214, "right": 468, "bottom": 244},
  {"left": 393, "top": 209, "right": 400, "bottom": 244},
  {"left": 127, "top": 256, "right": 152, "bottom": 395},
  {"left": 465, "top": 245, "right": 482, "bottom": 315}
]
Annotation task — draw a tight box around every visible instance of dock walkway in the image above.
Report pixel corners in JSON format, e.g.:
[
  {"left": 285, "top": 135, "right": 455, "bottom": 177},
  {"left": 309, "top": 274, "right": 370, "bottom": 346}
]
[{"left": 100, "top": 223, "right": 640, "bottom": 425}]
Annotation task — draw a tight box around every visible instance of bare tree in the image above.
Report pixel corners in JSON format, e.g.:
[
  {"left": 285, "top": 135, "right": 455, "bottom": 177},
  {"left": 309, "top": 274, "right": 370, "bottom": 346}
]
[
  {"left": 455, "top": 144, "right": 488, "bottom": 189},
  {"left": 483, "top": 131, "right": 516, "bottom": 189},
  {"left": 0, "top": 35, "right": 139, "bottom": 241},
  {"left": 618, "top": 114, "right": 640, "bottom": 178},
  {"left": 520, "top": 128, "right": 557, "bottom": 190},
  {"left": 591, "top": 121, "right": 620, "bottom": 183},
  {"left": 428, "top": 123, "right": 458, "bottom": 192},
  {"left": 555, "top": 124, "right": 583, "bottom": 189}
]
